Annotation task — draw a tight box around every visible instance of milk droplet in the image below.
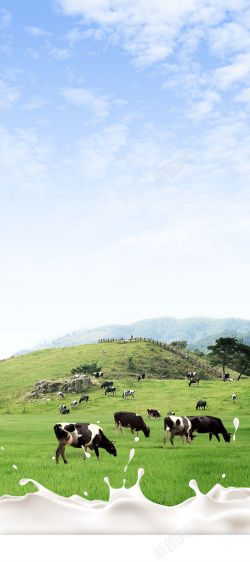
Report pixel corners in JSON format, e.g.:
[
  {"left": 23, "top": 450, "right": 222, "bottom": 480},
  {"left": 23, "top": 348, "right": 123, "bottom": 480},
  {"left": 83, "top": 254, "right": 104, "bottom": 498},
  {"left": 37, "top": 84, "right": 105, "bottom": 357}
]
[
  {"left": 124, "top": 448, "right": 135, "bottom": 472},
  {"left": 52, "top": 457, "right": 55, "bottom": 460},
  {"left": 233, "top": 418, "right": 239, "bottom": 441},
  {"left": 1, "top": 447, "right": 3, "bottom": 450},
  {"left": 13, "top": 465, "right": 17, "bottom": 470},
  {"left": 222, "top": 474, "right": 226, "bottom": 478},
  {"left": 84, "top": 491, "right": 88, "bottom": 496},
  {"left": 97, "top": 421, "right": 100, "bottom": 423},
  {"left": 135, "top": 437, "right": 139, "bottom": 442}
]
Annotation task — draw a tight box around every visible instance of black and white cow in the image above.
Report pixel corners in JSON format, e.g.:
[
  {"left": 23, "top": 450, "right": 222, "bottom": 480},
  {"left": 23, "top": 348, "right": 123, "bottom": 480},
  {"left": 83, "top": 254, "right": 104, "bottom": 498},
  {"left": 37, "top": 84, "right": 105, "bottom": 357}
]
[
  {"left": 59, "top": 404, "right": 66, "bottom": 412},
  {"left": 105, "top": 386, "right": 116, "bottom": 395},
  {"left": 93, "top": 372, "right": 104, "bottom": 378},
  {"left": 61, "top": 408, "right": 70, "bottom": 414},
  {"left": 79, "top": 395, "right": 89, "bottom": 403},
  {"left": 167, "top": 411, "right": 175, "bottom": 415},
  {"left": 196, "top": 400, "right": 206, "bottom": 410},
  {"left": 122, "top": 390, "right": 135, "bottom": 399},
  {"left": 189, "top": 378, "right": 200, "bottom": 387},
  {"left": 54, "top": 423, "right": 117, "bottom": 463},
  {"left": 163, "top": 416, "right": 194, "bottom": 448},
  {"left": 57, "top": 391, "right": 65, "bottom": 398},
  {"left": 232, "top": 394, "right": 236, "bottom": 404},
  {"left": 147, "top": 408, "right": 161, "bottom": 420},
  {"left": 138, "top": 373, "right": 145, "bottom": 381},
  {"left": 71, "top": 400, "right": 77, "bottom": 408},
  {"left": 114, "top": 411, "right": 150, "bottom": 438},
  {"left": 188, "top": 415, "right": 232, "bottom": 442},
  {"left": 101, "top": 381, "right": 113, "bottom": 389},
  {"left": 186, "top": 372, "right": 197, "bottom": 380}
]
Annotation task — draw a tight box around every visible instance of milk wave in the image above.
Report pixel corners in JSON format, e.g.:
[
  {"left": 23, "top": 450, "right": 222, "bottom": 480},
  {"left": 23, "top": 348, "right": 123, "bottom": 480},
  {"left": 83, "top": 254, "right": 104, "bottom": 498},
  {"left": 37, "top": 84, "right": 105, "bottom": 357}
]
[{"left": 0, "top": 467, "right": 250, "bottom": 534}]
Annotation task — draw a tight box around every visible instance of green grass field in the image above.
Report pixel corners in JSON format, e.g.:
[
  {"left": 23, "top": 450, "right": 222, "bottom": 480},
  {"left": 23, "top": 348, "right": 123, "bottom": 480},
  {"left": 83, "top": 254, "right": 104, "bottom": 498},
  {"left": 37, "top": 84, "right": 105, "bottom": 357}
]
[{"left": 0, "top": 378, "right": 249, "bottom": 506}]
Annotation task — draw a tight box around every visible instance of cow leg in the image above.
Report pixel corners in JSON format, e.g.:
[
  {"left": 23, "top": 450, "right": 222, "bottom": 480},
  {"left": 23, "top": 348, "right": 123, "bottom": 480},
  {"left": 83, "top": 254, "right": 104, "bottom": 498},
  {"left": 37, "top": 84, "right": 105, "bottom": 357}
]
[
  {"left": 131, "top": 428, "right": 134, "bottom": 435},
  {"left": 163, "top": 429, "right": 168, "bottom": 448},
  {"left": 93, "top": 444, "right": 100, "bottom": 461},
  {"left": 215, "top": 434, "right": 220, "bottom": 442},
  {"left": 82, "top": 446, "right": 88, "bottom": 460},
  {"left": 120, "top": 424, "right": 124, "bottom": 436},
  {"left": 209, "top": 432, "right": 213, "bottom": 440},
  {"left": 170, "top": 430, "right": 175, "bottom": 448},
  {"left": 56, "top": 443, "right": 68, "bottom": 464},
  {"left": 115, "top": 422, "right": 119, "bottom": 436}
]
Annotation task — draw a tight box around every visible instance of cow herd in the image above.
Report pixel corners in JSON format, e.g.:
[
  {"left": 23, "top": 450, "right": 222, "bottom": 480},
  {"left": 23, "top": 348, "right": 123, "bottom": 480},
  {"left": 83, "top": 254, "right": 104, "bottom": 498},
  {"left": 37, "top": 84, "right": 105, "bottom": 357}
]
[{"left": 54, "top": 370, "right": 236, "bottom": 464}]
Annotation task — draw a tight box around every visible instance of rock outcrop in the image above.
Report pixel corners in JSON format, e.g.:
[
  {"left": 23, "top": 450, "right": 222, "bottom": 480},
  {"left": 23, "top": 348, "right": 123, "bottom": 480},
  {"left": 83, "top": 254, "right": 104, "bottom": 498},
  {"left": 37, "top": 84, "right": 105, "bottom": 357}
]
[{"left": 26, "top": 374, "right": 90, "bottom": 399}]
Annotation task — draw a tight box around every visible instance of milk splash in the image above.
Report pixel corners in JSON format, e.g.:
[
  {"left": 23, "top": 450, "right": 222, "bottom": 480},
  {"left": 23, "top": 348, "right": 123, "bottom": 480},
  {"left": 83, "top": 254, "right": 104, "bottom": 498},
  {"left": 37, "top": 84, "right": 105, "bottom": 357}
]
[
  {"left": 124, "top": 448, "right": 135, "bottom": 472},
  {"left": 1, "top": 455, "right": 250, "bottom": 534},
  {"left": 233, "top": 417, "right": 239, "bottom": 441}
]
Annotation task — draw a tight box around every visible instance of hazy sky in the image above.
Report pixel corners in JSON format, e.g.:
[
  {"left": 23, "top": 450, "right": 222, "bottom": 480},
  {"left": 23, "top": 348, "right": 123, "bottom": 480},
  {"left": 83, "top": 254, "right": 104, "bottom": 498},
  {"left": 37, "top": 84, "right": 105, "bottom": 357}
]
[{"left": 1, "top": 0, "right": 250, "bottom": 358}]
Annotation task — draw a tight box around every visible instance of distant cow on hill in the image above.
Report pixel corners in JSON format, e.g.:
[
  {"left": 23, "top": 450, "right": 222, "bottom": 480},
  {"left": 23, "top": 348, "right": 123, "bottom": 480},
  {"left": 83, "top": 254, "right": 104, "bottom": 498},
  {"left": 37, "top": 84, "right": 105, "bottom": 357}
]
[
  {"left": 147, "top": 409, "right": 161, "bottom": 420},
  {"left": 196, "top": 400, "right": 206, "bottom": 410},
  {"left": 105, "top": 386, "right": 116, "bottom": 395},
  {"left": 122, "top": 390, "right": 135, "bottom": 399},
  {"left": 186, "top": 372, "right": 197, "bottom": 380},
  {"left": 101, "top": 381, "right": 113, "bottom": 389},
  {"left": 93, "top": 372, "right": 103, "bottom": 378},
  {"left": 71, "top": 400, "right": 77, "bottom": 408},
  {"left": 79, "top": 395, "right": 89, "bottom": 403},
  {"left": 232, "top": 394, "right": 236, "bottom": 404},
  {"left": 138, "top": 373, "right": 145, "bottom": 381}
]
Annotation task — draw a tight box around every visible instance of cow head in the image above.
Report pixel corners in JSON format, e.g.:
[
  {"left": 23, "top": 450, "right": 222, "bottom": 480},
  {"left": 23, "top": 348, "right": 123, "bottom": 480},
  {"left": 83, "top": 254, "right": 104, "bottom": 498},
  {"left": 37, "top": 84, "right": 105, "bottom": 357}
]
[
  {"left": 223, "top": 432, "right": 232, "bottom": 443},
  {"left": 107, "top": 440, "right": 117, "bottom": 456},
  {"left": 144, "top": 426, "right": 150, "bottom": 437}
]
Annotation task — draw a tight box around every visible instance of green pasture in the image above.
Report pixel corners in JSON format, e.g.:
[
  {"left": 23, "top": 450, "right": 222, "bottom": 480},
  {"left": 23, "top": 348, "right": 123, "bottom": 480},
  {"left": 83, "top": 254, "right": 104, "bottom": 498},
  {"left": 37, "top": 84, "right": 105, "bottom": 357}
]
[{"left": 0, "top": 379, "right": 249, "bottom": 506}]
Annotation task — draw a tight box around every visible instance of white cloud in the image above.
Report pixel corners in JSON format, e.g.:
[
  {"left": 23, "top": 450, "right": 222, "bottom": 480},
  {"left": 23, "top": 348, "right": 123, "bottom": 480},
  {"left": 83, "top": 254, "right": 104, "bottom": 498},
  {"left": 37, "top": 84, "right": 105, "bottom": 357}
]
[
  {"left": 54, "top": 0, "right": 250, "bottom": 67},
  {"left": 213, "top": 53, "right": 250, "bottom": 89},
  {"left": 21, "top": 95, "right": 47, "bottom": 110},
  {"left": 187, "top": 90, "right": 221, "bottom": 120},
  {"left": 0, "top": 9, "right": 11, "bottom": 29},
  {"left": 25, "top": 26, "right": 51, "bottom": 37},
  {"left": 0, "top": 79, "right": 20, "bottom": 108},
  {"left": 47, "top": 45, "right": 72, "bottom": 60},
  {"left": 234, "top": 87, "right": 250, "bottom": 104},
  {"left": 61, "top": 87, "right": 111, "bottom": 118}
]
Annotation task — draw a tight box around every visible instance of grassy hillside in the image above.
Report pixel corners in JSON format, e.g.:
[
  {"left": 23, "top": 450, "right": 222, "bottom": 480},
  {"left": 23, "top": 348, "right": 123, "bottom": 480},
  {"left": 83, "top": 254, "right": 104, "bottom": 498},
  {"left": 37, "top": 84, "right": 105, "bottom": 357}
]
[{"left": 0, "top": 340, "right": 237, "bottom": 410}]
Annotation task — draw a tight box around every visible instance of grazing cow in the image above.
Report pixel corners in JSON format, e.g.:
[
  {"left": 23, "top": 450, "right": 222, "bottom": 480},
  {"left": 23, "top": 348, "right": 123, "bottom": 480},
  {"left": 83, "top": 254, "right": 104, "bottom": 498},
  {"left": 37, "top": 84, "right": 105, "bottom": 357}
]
[
  {"left": 57, "top": 391, "right": 65, "bottom": 398},
  {"left": 188, "top": 415, "right": 232, "bottom": 442},
  {"left": 122, "top": 390, "right": 135, "bottom": 399},
  {"left": 167, "top": 411, "right": 175, "bottom": 415},
  {"left": 54, "top": 423, "right": 117, "bottom": 463},
  {"left": 232, "top": 394, "right": 236, "bottom": 404},
  {"left": 138, "top": 373, "right": 145, "bottom": 381},
  {"left": 105, "top": 386, "right": 116, "bottom": 395},
  {"left": 114, "top": 411, "right": 150, "bottom": 438},
  {"left": 71, "top": 400, "right": 77, "bottom": 408},
  {"left": 163, "top": 416, "right": 194, "bottom": 448},
  {"left": 61, "top": 408, "right": 70, "bottom": 414},
  {"left": 59, "top": 404, "right": 66, "bottom": 412},
  {"left": 147, "top": 408, "right": 161, "bottom": 420},
  {"left": 93, "top": 372, "right": 104, "bottom": 378},
  {"left": 101, "top": 381, "right": 113, "bottom": 389},
  {"left": 79, "top": 395, "right": 89, "bottom": 403},
  {"left": 196, "top": 400, "right": 206, "bottom": 410},
  {"left": 224, "top": 373, "right": 230, "bottom": 381},
  {"left": 189, "top": 378, "right": 200, "bottom": 387}
]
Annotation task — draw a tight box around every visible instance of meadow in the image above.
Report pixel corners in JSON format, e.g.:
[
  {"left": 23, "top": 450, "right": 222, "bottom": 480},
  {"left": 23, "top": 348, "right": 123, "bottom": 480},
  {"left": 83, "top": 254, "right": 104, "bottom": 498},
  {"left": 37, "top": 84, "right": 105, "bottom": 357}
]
[{"left": 0, "top": 378, "right": 249, "bottom": 507}]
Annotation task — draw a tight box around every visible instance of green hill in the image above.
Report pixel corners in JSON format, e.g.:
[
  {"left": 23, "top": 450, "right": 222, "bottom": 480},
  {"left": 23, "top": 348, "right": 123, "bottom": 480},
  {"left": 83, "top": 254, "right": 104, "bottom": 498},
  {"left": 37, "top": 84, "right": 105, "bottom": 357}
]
[{"left": 0, "top": 339, "right": 239, "bottom": 413}]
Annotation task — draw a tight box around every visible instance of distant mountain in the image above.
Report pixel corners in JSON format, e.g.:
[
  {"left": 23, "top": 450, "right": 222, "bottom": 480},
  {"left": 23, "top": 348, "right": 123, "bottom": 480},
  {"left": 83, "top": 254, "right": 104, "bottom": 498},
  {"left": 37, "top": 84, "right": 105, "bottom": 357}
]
[{"left": 14, "top": 316, "right": 250, "bottom": 356}]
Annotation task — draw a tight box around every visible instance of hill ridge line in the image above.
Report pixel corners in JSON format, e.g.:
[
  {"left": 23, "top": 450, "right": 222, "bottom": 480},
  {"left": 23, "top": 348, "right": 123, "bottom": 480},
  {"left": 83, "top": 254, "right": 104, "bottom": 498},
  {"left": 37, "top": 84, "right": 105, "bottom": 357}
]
[{"left": 98, "top": 336, "right": 224, "bottom": 378}]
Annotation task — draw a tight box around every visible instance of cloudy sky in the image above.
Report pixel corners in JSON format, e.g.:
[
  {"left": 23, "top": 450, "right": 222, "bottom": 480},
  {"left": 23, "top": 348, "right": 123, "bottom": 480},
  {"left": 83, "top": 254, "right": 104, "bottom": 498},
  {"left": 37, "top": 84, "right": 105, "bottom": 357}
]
[{"left": 1, "top": 0, "right": 250, "bottom": 358}]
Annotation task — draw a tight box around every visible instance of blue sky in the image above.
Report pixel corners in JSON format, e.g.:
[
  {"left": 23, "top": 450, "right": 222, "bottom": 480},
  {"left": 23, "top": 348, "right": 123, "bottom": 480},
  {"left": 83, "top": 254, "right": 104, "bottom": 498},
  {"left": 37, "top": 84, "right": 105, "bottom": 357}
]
[{"left": 1, "top": 0, "right": 250, "bottom": 358}]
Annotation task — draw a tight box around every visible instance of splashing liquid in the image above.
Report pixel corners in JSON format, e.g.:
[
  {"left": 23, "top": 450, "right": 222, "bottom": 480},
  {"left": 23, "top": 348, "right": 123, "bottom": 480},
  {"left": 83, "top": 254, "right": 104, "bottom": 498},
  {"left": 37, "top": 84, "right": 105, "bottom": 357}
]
[
  {"left": 233, "top": 418, "right": 239, "bottom": 441},
  {"left": 1, "top": 467, "right": 250, "bottom": 534}
]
